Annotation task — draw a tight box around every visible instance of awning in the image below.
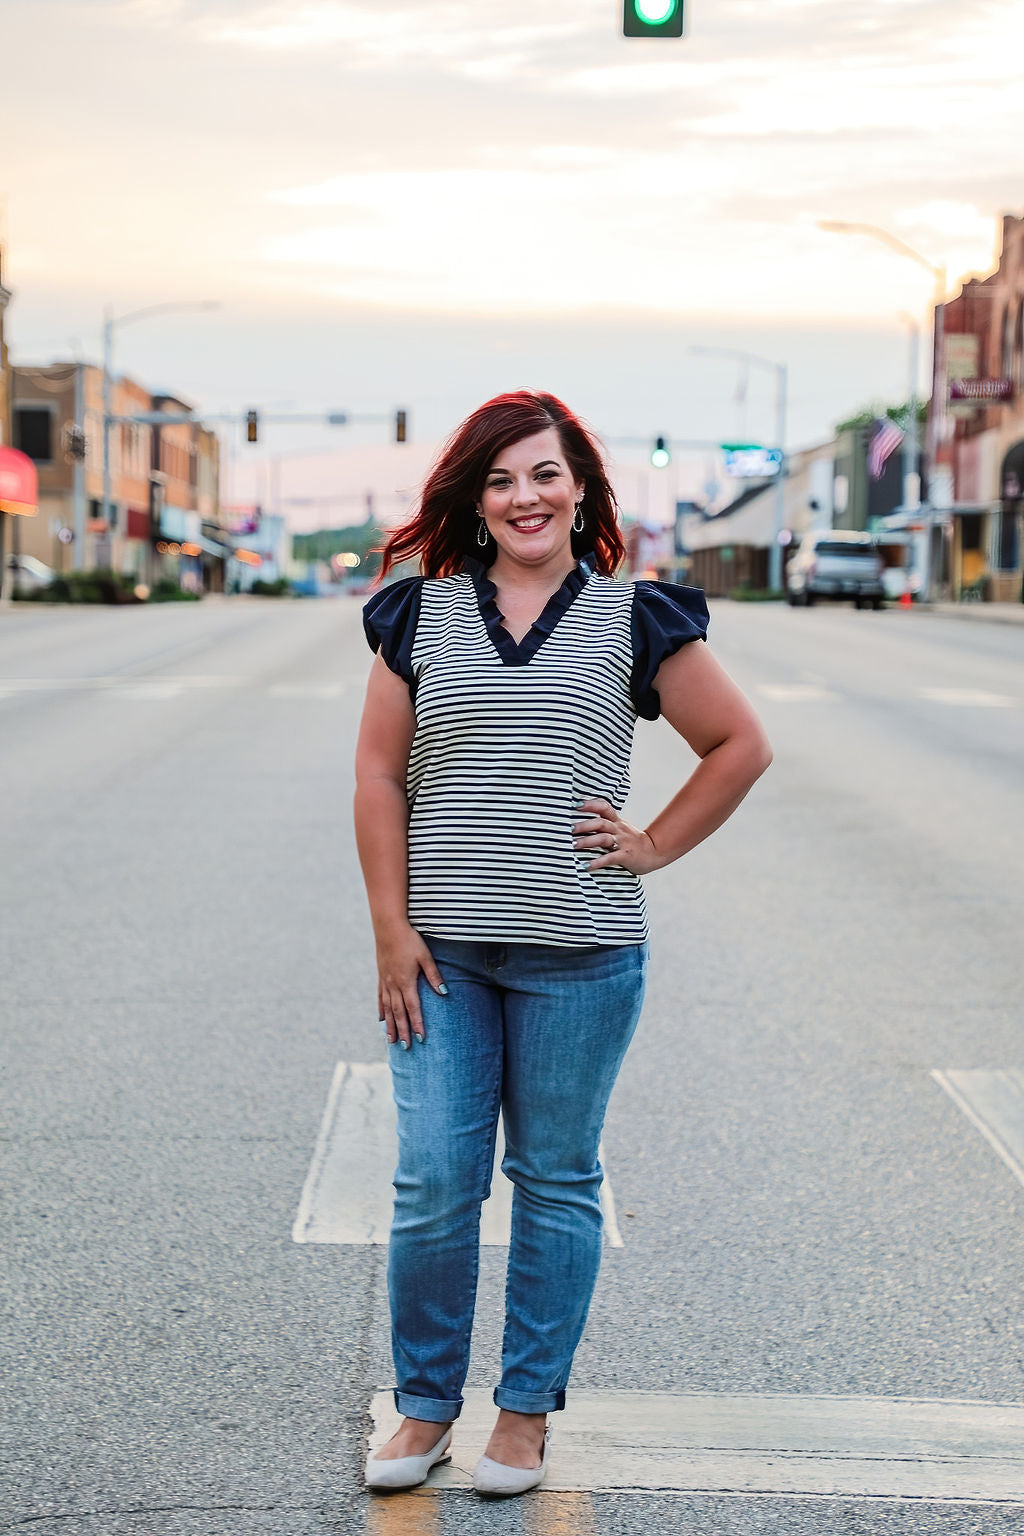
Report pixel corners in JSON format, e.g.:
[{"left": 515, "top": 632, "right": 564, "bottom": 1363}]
[
  {"left": 879, "top": 502, "right": 997, "bottom": 531},
  {"left": 0, "top": 445, "right": 38, "bottom": 516}
]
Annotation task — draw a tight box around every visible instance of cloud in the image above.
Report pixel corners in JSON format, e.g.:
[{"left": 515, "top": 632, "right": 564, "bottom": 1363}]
[{"left": 4, "top": 0, "right": 1022, "bottom": 332}]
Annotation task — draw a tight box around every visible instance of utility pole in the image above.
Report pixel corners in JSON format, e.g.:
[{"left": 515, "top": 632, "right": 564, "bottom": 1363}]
[
  {"left": 73, "top": 363, "right": 87, "bottom": 569},
  {"left": 771, "top": 362, "right": 788, "bottom": 591},
  {"left": 101, "top": 300, "right": 220, "bottom": 572},
  {"left": 816, "top": 220, "right": 947, "bottom": 593},
  {"left": 101, "top": 306, "right": 113, "bottom": 569},
  {"left": 899, "top": 316, "right": 921, "bottom": 513},
  {"left": 687, "top": 347, "right": 788, "bottom": 590}
]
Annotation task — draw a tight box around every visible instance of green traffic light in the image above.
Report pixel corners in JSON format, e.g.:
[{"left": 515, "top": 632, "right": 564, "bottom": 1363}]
[{"left": 623, "top": 0, "right": 683, "bottom": 36}]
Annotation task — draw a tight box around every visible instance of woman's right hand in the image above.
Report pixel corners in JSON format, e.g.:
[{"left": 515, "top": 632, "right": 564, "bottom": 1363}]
[{"left": 376, "top": 923, "right": 448, "bottom": 1048}]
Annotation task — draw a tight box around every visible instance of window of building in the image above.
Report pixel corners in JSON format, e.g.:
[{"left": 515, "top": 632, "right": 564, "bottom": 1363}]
[
  {"left": 15, "top": 406, "right": 55, "bottom": 462},
  {"left": 996, "top": 508, "right": 1019, "bottom": 570},
  {"left": 1001, "top": 306, "right": 1015, "bottom": 380}
]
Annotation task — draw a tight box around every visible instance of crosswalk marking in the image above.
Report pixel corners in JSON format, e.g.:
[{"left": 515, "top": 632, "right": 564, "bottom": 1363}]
[
  {"left": 0, "top": 676, "right": 345, "bottom": 699},
  {"left": 5, "top": 675, "right": 1016, "bottom": 711},
  {"left": 368, "top": 1388, "right": 1024, "bottom": 1501},
  {"left": 293, "top": 1061, "right": 623, "bottom": 1247},
  {"left": 0, "top": 675, "right": 244, "bottom": 692},
  {"left": 111, "top": 684, "right": 183, "bottom": 700},
  {"left": 919, "top": 687, "right": 1015, "bottom": 707},
  {"left": 267, "top": 682, "right": 346, "bottom": 698},
  {"left": 932, "top": 1069, "right": 1024, "bottom": 1190}
]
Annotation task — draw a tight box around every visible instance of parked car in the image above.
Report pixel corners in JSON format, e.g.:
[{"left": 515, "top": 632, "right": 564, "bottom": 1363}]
[
  {"left": 786, "top": 531, "right": 885, "bottom": 609},
  {"left": 6, "top": 554, "right": 56, "bottom": 591}
]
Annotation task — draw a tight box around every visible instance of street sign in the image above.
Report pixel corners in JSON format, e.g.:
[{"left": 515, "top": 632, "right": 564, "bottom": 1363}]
[
  {"left": 721, "top": 444, "right": 783, "bottom": 479},
  {"left": 949, "top": 378, "right": 1013, "bottom": 402}
]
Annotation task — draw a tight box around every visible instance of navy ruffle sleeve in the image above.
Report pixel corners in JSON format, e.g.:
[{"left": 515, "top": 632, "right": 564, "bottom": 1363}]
[
  {"left": 362, "top": 577, "right": 423, "bottom": 686},
  {"left": 630, "top": 580, "right": 710, "bottom": 720}
]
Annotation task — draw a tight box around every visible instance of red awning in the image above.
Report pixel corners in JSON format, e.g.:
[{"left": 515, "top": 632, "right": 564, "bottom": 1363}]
[{"left": 0, "top": 446, "right": 38, "bottom": 516}]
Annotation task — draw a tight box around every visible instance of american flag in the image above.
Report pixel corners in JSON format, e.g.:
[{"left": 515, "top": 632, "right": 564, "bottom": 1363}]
[{"left": 868, "top": 418, "right": 905, "bottom": 481}]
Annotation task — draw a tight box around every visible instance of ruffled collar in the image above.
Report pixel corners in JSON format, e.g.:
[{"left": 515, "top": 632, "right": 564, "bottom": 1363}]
[{"left": 462, "top": 552, "right": 596, "bottom": 666}]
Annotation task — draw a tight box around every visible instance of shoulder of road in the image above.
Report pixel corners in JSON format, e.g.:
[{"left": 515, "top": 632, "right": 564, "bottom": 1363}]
[
  {"left": 916, "top": 601, "right": 1024, "bottom": 626},
  {"left": 3, "top": 594, "right": 1024, "bottom": 625}
]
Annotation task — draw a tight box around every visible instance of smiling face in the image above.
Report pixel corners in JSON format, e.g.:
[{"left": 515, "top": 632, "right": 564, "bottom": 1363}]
[{"left": 478, "top": 427, "right": 585, "bottom": 573}]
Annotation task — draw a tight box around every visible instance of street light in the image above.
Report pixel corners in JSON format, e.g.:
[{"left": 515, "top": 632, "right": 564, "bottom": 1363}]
[
  {"left": 816, "top": 220, "right": 946, "bottom": 499},
  {"left": 688, "top": 345, "right": 788, "bottom": 590},
  {"left": 101, "top": 300, "right": 220, "bottom": 572}
]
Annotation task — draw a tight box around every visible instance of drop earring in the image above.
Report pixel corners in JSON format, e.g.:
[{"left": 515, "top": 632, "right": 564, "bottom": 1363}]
[
  {"left": 572, "top": 503, "right": 584, "bottom": 533},
  {"left": 477, "top": 516, "right": 489, "bottom": 547}
]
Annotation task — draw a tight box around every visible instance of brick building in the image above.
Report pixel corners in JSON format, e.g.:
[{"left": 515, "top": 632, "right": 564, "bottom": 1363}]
[
  {"left": 11, "top": 364, "right": 226, "bottom": 589},
  {"left": 934, "top": 213, "right": 1024, "bottom": 601}
]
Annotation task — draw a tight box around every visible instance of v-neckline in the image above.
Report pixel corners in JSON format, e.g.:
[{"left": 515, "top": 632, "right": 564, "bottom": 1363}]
[{"left": 464, "top": 554, "right": 595, "bottom": 667}]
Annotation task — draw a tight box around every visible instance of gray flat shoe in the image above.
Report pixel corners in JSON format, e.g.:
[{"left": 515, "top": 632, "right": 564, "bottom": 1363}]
[
  {"left": 364, "top": 1426, "right": 452, "bottom": 1491},
  {"left": 473, "top": 1427, "right": 550, "bottom": 1497}
]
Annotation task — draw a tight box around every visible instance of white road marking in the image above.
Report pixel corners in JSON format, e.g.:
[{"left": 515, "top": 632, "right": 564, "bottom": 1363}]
[
  {"left": 919, "top": 688, "right": 1015, "bottom": 708},
  {"left": 268, "top": 682, "right": 345, "bottom": 699},
  {"left": 293, "top": 1061, "right": 622, "bottom": 1247},
  {"left": 932, "top": 1069, "right": 1024, "bottom": 1190},
  {"left": 0, "top": 675, "right": 243, "bottom": 693},
  {"left": 110, "top": 684, "right": 183, "bottom": 700},
  {"left": 368, "top": 1388, "right": 1024, "bottom": 1501},
  {"left": 143, "top": 675, "right": 244, "bottom": 689},
  {"left": 756, "top": 684, "right": 839, "bottom": 703},
  {"left": 0, "top": 678, "right": 99, "bottom": 692},
  {"left": 0, "top": 676, "right": 345, "bottom": 700}
]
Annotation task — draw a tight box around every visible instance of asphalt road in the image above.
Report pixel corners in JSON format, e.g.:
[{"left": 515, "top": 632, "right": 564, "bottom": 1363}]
[{"left": 2, "top": 595, "right": 1023, "bottom": 1536}]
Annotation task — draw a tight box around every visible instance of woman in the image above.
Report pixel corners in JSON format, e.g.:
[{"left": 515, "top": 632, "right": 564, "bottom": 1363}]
[{"left": 355, "top": 390, "right": 771, "bottom": 1497}]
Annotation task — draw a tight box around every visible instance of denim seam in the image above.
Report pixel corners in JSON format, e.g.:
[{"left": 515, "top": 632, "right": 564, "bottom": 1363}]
[{"left": 453, "top": 1060, "right": 503, "bottom": 1395}]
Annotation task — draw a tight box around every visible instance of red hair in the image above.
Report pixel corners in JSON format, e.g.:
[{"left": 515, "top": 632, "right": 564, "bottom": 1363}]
[{"left": 377, "top": 390, "right": 624, "bottom": 580}]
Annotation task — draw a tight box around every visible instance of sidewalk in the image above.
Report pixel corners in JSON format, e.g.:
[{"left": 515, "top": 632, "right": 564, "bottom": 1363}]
[{"left": 920, "top": 601, "right": 1024, "bottom": 628}]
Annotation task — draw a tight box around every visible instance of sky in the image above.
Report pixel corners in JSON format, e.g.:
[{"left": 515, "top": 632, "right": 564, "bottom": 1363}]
[{"left": 4, "top": 0, "right": 1023, "bottom": 525}]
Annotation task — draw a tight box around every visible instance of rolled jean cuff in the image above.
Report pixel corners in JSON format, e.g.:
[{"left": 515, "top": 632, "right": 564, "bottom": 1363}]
[
  {"left": 394, "top": 1390, "right": 463, "bottom": 1422},
  {"left": 494, "top": 1386, "right": 566, "bottom": 1414}
]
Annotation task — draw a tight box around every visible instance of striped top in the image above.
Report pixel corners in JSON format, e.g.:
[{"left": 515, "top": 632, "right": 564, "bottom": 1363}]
[{"left": 363, "top": 555, "right": 709, "bottom": 948}]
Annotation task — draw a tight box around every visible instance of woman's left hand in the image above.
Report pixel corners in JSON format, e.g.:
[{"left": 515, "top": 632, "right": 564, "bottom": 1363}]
[{"left": 572, "top": 797, "right": 663, "bottom": 874}]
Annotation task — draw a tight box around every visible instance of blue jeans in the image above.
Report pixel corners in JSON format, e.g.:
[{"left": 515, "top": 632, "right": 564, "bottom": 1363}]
[{"left": 386, "top": 938, "right": 648, "bottom": 1422}]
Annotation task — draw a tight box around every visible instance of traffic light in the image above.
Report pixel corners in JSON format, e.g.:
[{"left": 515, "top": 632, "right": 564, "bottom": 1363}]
[
  {"left": 395, "top": 409, "right": 408, "bottom": 443},
  {"left": 651, "top": 436, "right": 671, "bottom": 468},
  {"left": 245, "top": 410, "right": 259, "bottom": 443},
  {"left": 623, "top": 0, "right": 684, "bottom": 37}
]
